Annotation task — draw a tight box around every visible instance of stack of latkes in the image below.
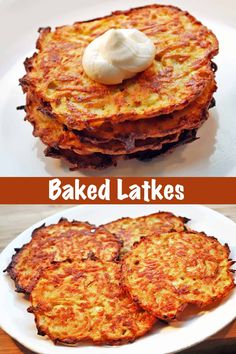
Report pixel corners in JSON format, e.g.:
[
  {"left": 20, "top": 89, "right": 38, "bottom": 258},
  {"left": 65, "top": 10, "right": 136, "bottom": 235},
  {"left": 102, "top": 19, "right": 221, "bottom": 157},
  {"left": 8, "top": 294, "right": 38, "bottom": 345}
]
[{"left": 20, "top": 4, "right": 218, "bottom": 170}]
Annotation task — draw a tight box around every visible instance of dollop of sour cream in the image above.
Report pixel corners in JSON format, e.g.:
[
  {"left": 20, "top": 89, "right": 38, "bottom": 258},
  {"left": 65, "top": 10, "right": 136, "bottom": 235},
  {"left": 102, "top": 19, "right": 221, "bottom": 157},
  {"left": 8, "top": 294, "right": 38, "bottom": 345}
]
[{"left": 82, "top": 28, "right": 156, "bottom": 85}]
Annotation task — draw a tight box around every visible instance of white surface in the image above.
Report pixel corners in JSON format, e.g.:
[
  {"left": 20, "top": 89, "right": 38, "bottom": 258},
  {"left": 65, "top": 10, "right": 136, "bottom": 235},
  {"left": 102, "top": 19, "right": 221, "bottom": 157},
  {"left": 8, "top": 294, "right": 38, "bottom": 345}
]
[
  {"left": 0, "top": 0, "right": 236, "bottom": 176},
  {"left": 0, "top": 204, "right": 236, "bottom": 354}
]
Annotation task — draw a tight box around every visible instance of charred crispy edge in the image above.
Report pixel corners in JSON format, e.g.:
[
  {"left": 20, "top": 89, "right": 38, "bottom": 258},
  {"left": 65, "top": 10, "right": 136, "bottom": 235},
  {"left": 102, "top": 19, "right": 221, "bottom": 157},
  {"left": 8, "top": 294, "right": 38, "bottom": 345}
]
[
  {"left": 4, "top": 218, "right": 96, "bottom": 294},
  {"left": 29, "top": 260, "right": 156, "bottom": 345},
  {"left": 211, "top": 61, "right": 218, "bottom": 73},
  {"left": 103, "top": 211, "right": 189, "bottom": 230},
  {"left": 131, "top": 128, "right": 198, "bottom": 162},
  {"left": 31, "top": 314, "right": 156, "bottom": 346},
  {"left": 23, "top": 69, "right": 216, "bottom": 136},
  {"left": 16, "top": 105, "right": 26, "bottom": 111},
  {"left": 121, "top": 282, "right": 235, "bottom": 322},
  {"left": 32, "top": 315, "right": 156, "bottom": 346},
  {"left": 4, "top": 241, "right": 35, "bottom": 295},
  {"left": 19, "top": 75, "right": 29, "bottom": 94},
  {"left": 20, "top": 4, "right": 218, "bottom": 129},
  {"left": 72, "top": 4, "right": 186, "bottom": 25},
  {"left": 44, "top": 128, "right": 198, "bottom": 170},
  {"left": 123, "top": 230, "right": 235, "bottom": 258},
  {"left": 103, "top": 212, "right": 189, "bottom": 259},
  {"left": 36, "top": 27, "right": 51, "bottom": 50},
  {"left": 28, "top": 98, "right": 201, "bottom": 156},
  {"left": 209, "top": 97, "right": 216, "bottom": 109},
  {"left": 19, "top": 53, "right": 38, "bottom": 93},
  {"left": 25, "top": 79, "right": 215, "bottom": 162},
  {"left": 77, "top": 130, "right": 181, "bottom": 154},
  {"left": 30, "top": 218, "right": 95, "bottom": 237},
  {"left": 76, "top": 78, "right": 217, "bottom": 144},
  {"left": 120, "top": 260, "right": 185, "bottom": 321},
  {"left": 122, "top": 230, "right": 235, "bottom": 320},
  {"left": 45, "top": 146, "right": 116, "bottom": 170},
  {"left": 24, "top": 75, "right": 214, "bottom": 158},
  {"left": 37, "top": 105, "right": 56, "bottom": 119},
  {"left": 5, "top": 219, "right": 121, "bottom": 294},
  {"left": 26, "top": 93, "right": 210, "bottom": 155},
  {"left": 71, "top": 2, "right": 219, "bottom": 62},
  {"left": 26, "top": 67, "right": 215, "bottom": 131}
]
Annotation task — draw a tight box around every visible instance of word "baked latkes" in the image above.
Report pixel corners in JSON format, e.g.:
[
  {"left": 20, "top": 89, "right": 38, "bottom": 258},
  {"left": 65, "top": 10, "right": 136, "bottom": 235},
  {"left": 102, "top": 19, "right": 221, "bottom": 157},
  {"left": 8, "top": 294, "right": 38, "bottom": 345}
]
[
  {"left": 28, "top": 260, "right": 156, "bottom": 345},
  {"left": 19, "top": 4, "right": 218, "bottom": 169},
  {"left": 5, "top": 218, "right": 121, "bottom": 294},
  {"left": 122, "top": 231, "right": 235, "bottom": 320}
]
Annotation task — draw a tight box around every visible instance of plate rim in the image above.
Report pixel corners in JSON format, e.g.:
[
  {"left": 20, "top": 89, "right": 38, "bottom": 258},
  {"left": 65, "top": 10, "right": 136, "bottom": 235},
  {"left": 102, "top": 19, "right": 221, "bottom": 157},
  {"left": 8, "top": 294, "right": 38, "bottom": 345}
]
[{"left": 0, "top": 204, "right": 236, "bottom": 354}]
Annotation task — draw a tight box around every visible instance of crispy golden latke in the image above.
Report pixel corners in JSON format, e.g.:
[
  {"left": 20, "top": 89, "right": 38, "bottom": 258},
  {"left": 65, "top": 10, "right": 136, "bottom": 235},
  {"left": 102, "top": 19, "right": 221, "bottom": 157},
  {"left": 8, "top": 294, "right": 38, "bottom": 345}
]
[
  {"left": 25, "top": 77, "right": 215, "bottom": 155},
  {"left": 105, "top": 212, "right": 188, "bottom": 256},
  {"left": 44, "top": 128, "right": 198, "bottom": 170},
  {"left": 26, "top": 100, "right": 184, "bottom": 155},
  {"left": 5, "top": 218, "right": 121, "bottom": 294},
  {"left": 20, "top": 4, "right": 218, "bottom": 130},
  {"left": 28, "top": 260, "right": 156, "bottom": 345},
  {"left": 122, "top": 231, "right": 235, "bottom": 320},
  {"left": 78, "top": 77, "right": 216, "bottom": 143}
]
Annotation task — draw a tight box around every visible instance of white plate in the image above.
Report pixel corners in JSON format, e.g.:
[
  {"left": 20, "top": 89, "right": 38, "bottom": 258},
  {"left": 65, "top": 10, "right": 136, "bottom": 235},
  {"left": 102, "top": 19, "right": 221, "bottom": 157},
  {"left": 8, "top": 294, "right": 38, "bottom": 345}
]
[
  {"left": 0, "top": 204, "right": 236, "bottom": 354},
  {"left": 0, "top": 0, "right": 236, "bottom": 176}
]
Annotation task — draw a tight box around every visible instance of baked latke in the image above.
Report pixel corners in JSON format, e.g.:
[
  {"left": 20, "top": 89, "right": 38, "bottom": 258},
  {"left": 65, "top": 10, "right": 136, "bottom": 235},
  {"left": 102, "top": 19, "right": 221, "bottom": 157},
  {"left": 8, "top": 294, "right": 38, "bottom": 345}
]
[
  {"left": 122, "top": 231, "right": 235, "bottom": 320},
  {"left": 5, "top": 218, "right": 121, "bottom": 294},
  {"left": 28, "top": 260, "right": 156, "bottom": 345},
  {"left": 19, "top": 4, "right": 218, "bottom": 169},
  {"left": 104, "top": 211, "right": 188, "bottom": 256}
]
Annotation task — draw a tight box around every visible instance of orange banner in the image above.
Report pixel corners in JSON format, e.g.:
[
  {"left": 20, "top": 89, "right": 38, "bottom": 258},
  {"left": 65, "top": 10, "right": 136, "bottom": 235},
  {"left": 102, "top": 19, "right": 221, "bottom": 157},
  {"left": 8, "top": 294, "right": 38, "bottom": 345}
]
[{"left": 0, "top": 177, "right": 235, "bottom": 204}]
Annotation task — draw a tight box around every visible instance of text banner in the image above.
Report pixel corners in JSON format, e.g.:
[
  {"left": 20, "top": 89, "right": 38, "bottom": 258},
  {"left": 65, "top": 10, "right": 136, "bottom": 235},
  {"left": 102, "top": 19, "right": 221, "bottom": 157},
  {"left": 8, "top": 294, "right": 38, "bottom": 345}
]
[{"left": 0, "top": 177, "right": 235, "bottom": 204}]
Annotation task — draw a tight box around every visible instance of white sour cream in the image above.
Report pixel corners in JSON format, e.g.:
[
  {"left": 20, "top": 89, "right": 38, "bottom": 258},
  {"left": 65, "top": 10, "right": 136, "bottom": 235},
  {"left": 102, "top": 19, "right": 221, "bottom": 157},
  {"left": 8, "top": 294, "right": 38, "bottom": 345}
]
[{"left": 82, "top": 28, "right": 156, "bottom": 85}]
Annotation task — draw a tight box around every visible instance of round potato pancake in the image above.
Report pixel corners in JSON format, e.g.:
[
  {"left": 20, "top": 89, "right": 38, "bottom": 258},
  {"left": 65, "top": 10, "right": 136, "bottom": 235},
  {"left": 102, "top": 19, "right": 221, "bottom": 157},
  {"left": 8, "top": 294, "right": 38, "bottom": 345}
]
[
  {"left": 25, "top": 77, "right": 215, "bottom": 155},
  {"left": 78, "top": 77, "right": 216, "bottom": 143},
  {"left": 44, "top": 128, "right": 198, "bottom": 170},
  {"left": 122, "top": 231, "right": 235, "bottom": 320},
  {"left": 6, "top": 219, "right": 121, "bottom": 294},
  {"left": 104, "top": 212, "right": 188, "bottom": 257},
  {"left": 20, "top": 4, "right": 218, "bottom": 130},
  {"left": 26, "top": 100, "right": 183, "bottom": 155},
  {"left": 29, "top": 260, "right": 156, "bottom": 345}
]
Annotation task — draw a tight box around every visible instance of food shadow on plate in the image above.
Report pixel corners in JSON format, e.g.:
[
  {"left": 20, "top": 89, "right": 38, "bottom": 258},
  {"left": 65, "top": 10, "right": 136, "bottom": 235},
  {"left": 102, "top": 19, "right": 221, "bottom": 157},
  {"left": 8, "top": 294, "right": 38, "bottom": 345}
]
[{"left": 13, "top": 341, "right": 35, "bottom": 354}]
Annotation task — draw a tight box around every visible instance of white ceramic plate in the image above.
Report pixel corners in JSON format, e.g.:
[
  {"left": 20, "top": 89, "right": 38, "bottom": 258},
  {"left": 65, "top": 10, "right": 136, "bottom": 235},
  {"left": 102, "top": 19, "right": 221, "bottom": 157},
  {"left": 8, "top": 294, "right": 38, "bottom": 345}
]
[
  {"left": 0, "top": 0, "right": 236, "bottom": 176},
  {"left": 0, "top": 204, "right": 236, "bottom": 354}
]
